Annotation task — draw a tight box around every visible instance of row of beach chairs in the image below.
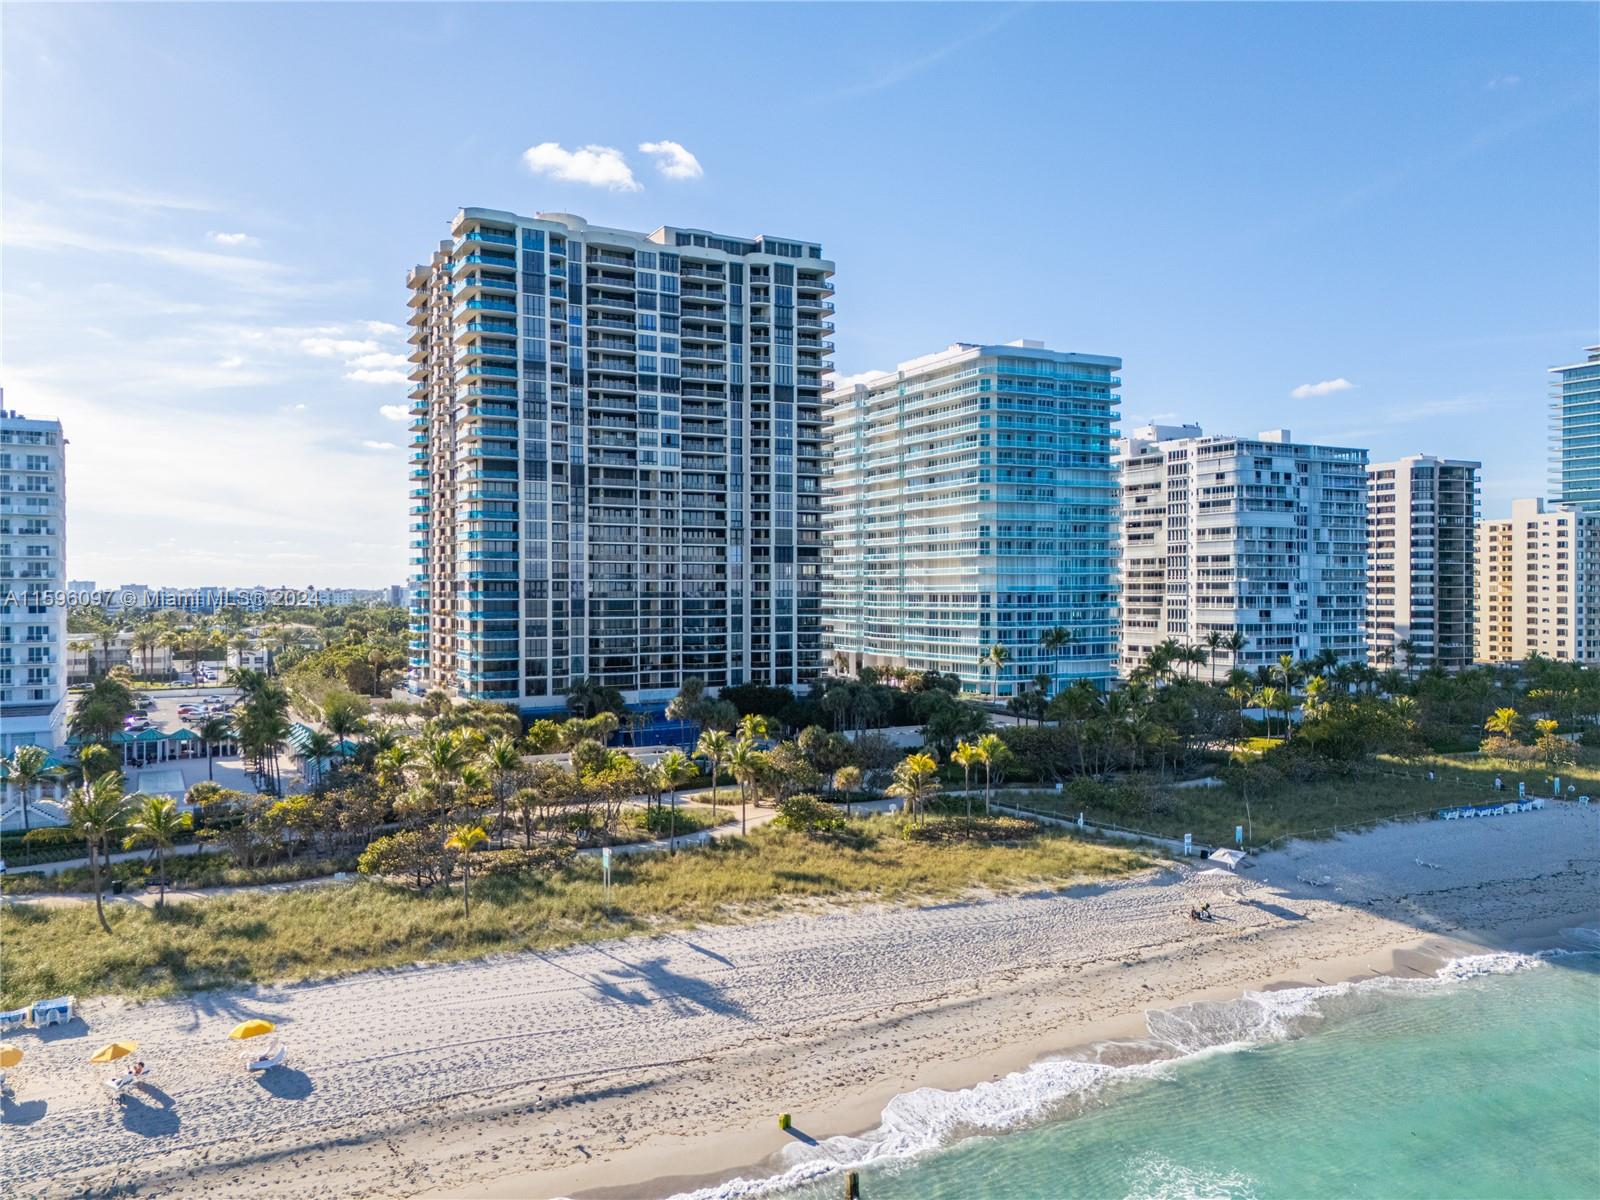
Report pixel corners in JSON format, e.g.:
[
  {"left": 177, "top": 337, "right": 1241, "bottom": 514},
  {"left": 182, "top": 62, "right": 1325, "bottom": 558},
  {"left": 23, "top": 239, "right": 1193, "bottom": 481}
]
[
  {"left": 1438, "top": 798, "right": 1546, "bottom": 821},
  {"left": 0, "top": 995, "right": 75, "bottom": 1033}
]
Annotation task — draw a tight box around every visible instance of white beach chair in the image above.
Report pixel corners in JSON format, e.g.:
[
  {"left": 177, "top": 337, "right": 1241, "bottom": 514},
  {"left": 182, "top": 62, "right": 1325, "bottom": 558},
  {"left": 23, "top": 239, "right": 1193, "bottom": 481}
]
[
  {"left": 242, "top": 1039, "right": 287, "bottom": 1072},
  {"left": 103, "top": 1073, "right": 136, "bottom": 1098},
  {"left": 30, "top": 996, "right": 74, "bottom": 1027},
  {"left": 0, "top": 1008, "right": 28, "bottom": 1033}
]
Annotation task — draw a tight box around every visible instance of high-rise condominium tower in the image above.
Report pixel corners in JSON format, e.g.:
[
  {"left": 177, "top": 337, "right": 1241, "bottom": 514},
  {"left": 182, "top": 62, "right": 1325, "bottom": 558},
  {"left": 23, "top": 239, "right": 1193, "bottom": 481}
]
[
  {"left": 1117, "top": 425, "right": 1369, "bottom": 676},
  {"left": 408, "top": 209, "right": 834, "bottom": 710},
  {"left": 1549, "top": 346, "right": 1600, "bottom": 513},
  {"left": 1476, "top": 497, "right": 1600, "bottom": 664},
  {"left": 1366, "top": 455, "right": 1480, "bottom": 672},
  {"left": 823, "top": 340, "right": 1121, "bottom": 697},
  {"left": 0, "top": 402, "right": 68, "bottom": 754}
]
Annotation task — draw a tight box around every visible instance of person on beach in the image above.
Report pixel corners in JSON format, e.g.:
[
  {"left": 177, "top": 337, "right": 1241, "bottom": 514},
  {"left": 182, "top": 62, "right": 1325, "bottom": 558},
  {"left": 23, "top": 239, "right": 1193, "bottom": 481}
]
[{"left": 132, "top": 1062, "right": 147, "bottom": 1078}]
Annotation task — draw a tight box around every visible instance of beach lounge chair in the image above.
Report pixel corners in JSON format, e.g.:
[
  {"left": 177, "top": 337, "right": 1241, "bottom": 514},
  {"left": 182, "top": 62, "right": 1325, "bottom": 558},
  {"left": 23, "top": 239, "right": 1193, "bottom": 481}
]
[
  {"left": 103, "top": 1073, "right": 136, "bottom": 1098},
  {"left": 30, "top": 996, "right": 74, "bottom": 1027},
  {"left": 0, "top": 1008, "right": 28, "bottom": 1033},
  {"left": 241, "top": 1039, "right": 287, "bottom": 1072}
]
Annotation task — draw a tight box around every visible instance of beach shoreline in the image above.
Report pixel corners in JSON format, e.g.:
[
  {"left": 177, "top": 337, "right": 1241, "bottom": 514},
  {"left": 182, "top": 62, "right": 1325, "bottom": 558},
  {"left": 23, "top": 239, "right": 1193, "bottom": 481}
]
[
  {"left": 8, "top": 805, "right": 1597, "bottom": 1200},
  {"left": 448, "top": 921, "right": 1591, "bottom": 1200}
]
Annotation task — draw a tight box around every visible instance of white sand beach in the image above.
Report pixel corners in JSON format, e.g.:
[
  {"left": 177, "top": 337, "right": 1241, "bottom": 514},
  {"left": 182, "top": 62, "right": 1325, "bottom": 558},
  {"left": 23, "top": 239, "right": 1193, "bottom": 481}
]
[{"left": 5, "top": 804, "right": 1596, "bottom": 1200}]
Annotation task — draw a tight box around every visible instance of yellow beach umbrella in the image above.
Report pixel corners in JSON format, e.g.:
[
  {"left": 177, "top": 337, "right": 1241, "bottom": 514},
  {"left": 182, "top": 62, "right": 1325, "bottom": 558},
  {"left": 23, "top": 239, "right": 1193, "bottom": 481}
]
[
  {"left": 0, "top": 1044, "right": 22, "bottom": 1069},
  {"left": 228, "top": 1020, "right": 275, "bottom": 1041},
  {"left": 88, "top": 1040, "right": 138, "bottom": 1064}
]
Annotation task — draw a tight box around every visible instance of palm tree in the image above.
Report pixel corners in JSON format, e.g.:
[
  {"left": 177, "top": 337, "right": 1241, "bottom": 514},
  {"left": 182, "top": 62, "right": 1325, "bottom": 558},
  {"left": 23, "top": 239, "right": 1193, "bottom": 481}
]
[
  {"left": 1255, "top": 686, "right": 1286, "bottom": 739},
  {"left": 196, "top": 715, "right": 231, "bottom": 781},
  {"left": 481, "top": 735, "right": 523, "bottom": 842},
  {"left": 695, "top": 729, "right": 732, "bottom": 819},
  {"left": 1038, "top": 627, "right": 1072, "bottom": 698},
  {"left": 975, "top": 732, "right": 1009, "bottom": 816},
  {"left": 368, "top": 648, "right": 390, "bottom": 697},
  {"left": 131, "top": 625, "right": 161, "bottom": 680},
  {"left": 301, "top": 730, "right": 336, "bottom": 794},
  {"left": 4, "top": 744, "right": 50, "bottom": 832},
  {"left": 1203, "top": 631, "right": 1225, "bottom": 684},
  {"left": 951, "top": 741, "right": 982, "bottom": 831},
  {"left": 830, "top": 650, "right": 851, "bottom": 678},
  {"left": 738, "top": 713, "right": 770, "bottom": 744},
  {"left": 1224, "top": 631, "right": 1248, "bottom": 675},
  {"left": 325, "top": 703, "right": 365, "bottom": 750},
  {"left": 417, "top": 730, "right": 470, "bottom": 824},
  {"left": 1484, "top": 707, "right": 1523, "bottom": 740},
  {"left": 656, "top": 749, "right": 695, "bottom": 850},
  {"left": 984, "top": 643, "right": 1010, "bottom": 702},
  {"left": 444, "top": 823, "right": 488, "bottom": 917},
  {"left": 67, "top": 771, "right": 132, "bottom": 934},
  {"left": 728, "top": 737, "right": 761, "bottom": 835},
  {"left": 1395, "top": 638, "right": 1426, "bottom": 681},
  {"left": 123, "top": 794, "right": 191, "bottom": 908},
  {"left": 1302, "top": 674, "right": 1328, "bottom": 717},
  {"left": 886, "top": 752, "right": 940, "bottom": 825}
]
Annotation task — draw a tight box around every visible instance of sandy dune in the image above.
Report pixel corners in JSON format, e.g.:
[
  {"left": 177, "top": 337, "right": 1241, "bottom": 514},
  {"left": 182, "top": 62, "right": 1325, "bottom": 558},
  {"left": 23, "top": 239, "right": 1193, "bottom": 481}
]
[{"left": 5, "top": 804, "right": 1596, "bottom": 1199}]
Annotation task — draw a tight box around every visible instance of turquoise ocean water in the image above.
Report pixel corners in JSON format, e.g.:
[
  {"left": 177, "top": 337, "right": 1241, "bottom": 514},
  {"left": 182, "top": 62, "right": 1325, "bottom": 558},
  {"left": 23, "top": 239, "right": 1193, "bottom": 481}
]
[{"left": 684, "top": 934, "right": 1600, "bottom": 1200}]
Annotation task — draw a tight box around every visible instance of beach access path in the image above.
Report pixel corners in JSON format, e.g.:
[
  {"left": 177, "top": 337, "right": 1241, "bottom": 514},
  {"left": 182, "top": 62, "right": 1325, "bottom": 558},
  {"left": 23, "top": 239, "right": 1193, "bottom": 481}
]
[{"left": 4, "top": 804, "right": 1595, "bottom": 1200}]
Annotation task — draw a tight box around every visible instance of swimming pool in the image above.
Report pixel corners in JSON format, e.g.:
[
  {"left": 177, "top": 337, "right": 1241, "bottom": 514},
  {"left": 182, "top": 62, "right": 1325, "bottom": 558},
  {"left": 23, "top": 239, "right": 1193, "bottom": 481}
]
[{"left": 137, "top": 768, "right": 187, "bottom": 797}]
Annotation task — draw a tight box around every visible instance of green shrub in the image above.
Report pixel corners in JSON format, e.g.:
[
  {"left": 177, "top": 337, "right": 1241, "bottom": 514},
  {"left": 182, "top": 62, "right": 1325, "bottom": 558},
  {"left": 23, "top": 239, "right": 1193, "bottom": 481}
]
[{"left": 774, "top": 793, "right": 845, "bottom": 834}]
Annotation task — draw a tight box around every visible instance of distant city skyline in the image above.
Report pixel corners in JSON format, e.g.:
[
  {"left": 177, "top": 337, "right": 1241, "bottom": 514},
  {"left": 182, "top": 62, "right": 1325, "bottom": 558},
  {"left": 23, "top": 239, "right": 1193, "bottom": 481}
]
[{"left": 2, "top": 2, "right": 1595, "bottom": 585}]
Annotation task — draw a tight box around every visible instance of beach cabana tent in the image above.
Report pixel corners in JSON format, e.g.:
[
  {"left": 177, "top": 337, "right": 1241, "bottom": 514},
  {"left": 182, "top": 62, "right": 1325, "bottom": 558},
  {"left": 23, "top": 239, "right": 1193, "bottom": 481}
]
[{"left": 1208, "top": 848, "right": 1247, "bottom": 870}]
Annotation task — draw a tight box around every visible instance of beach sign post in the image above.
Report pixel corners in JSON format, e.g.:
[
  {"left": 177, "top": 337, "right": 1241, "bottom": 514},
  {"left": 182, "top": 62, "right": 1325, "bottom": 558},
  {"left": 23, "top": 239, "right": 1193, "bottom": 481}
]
[
  {"left": 1183, "top": 833, "right": 1193, "bottom": 856},
  {"left": 601, "top": 846, "right": 612, "bottom": 902},
  {"left": 1235, "top": 825, "right": 1244, "bottom": 847}
]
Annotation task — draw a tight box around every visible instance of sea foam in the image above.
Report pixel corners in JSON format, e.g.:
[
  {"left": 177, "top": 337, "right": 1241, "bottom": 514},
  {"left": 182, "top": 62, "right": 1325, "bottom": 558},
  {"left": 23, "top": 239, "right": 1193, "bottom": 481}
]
[{"left": 667, "top": 948, "right": 1578, "bottom": 1200}]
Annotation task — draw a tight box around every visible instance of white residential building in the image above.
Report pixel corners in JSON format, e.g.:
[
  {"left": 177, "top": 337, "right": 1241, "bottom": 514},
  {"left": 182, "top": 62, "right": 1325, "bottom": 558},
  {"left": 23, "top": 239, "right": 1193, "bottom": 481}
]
[
  {"left": 0, "top": 403, "right": 68, "bottom": 754},
  {"left": 1366, "top": 455, "right": 1480, "bottom": 671},
  {"left": 1475, "top": 497, "right": 1600, "bottom": 664},
  {"left": 823, "top": 340, "right": 1122, "bottom": 695},
  {"left": 1117, "top": 425, "right": 1369, "bottom": 676},
  {"left": 408, "top": 208, "right": 834, "bottom": 711},
  {"left": 67, "top": 630, "right": 178, "bottom": 684}
]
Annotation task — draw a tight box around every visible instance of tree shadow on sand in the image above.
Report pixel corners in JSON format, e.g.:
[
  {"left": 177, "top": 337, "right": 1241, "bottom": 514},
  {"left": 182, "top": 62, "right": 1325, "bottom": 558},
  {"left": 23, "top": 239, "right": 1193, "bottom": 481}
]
[{"left": 591, "top": 949, "right": 751, "bottom": 1021}]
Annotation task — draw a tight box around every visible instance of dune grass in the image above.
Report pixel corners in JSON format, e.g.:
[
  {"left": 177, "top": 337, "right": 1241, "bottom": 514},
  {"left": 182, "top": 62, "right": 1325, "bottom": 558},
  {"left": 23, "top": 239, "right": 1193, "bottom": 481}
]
[
  {"left": 1006, "top": 751, "right": 1600, "bottom": 850},
  {"left": 0, "top": 817, "right": 1148, "bottom": 1008}
]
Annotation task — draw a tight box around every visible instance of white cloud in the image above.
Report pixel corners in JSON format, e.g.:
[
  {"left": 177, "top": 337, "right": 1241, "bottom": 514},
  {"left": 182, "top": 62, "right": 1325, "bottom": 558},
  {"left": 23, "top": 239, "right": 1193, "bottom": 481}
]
[
  {"left": 349, "top": 351, "right": 408, "bottom": 370},
  {"left": 379, "top": 404, "right": 410, "bottom": 422},
  {"left": 1290, "top": 377, "right": 1356, "bottom": 400},
  {"left": 1488, "top": 74, "right": 1522, "bottom": 90},
  {"left": 218, "top": 356, "right": 246, "bottom": 369},
  {"left": 361, "top": 440, "right": 398, "bottom": 451},
  {"left": 3, "top": 215, "right": 299, "bottom": 296},
  {"left": 638, "top": 140, "right": 703, "bottom": 180},
  {"left": 522, "top": 142, "right": 640, "bottom": 192},
  {"left": 300, "top": 336, "right": 380, "bottom": 358},
  {"left": 346, "top": 367, "right": 410, "bottom": 385},
  {"left": 63, "top": 184, "right": 215, "bottom": 212},
  {"left": 208, "top": 231, "right": 259, "bottom": 247}
]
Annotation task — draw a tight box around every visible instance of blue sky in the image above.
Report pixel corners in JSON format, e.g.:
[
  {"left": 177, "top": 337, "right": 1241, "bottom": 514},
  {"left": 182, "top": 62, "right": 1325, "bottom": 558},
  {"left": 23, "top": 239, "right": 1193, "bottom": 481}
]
[{"left": 4, "top": 2, "right": 1595, "bottom": 587}]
